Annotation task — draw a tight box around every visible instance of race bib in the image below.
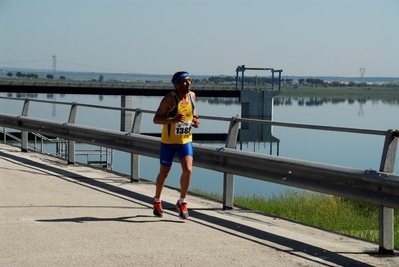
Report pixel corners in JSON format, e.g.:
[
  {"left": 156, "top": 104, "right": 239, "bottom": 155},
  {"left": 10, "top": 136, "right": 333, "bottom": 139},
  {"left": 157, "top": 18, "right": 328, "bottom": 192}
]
[{"left": 175, "top": 121, "right": 192, "bottom": 135}]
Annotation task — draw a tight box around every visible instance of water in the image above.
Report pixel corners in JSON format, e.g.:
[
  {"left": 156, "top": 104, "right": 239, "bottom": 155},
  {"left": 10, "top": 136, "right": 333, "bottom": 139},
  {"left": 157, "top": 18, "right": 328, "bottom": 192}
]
[{"left": 1, "top": 93, "right": 398, "bottom": 197}]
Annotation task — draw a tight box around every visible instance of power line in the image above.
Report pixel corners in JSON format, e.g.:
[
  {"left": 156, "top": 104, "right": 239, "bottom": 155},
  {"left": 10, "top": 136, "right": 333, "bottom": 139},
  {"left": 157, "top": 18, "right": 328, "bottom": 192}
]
[
  {"left": 57, "top": 59, "right": 128, "bottom": 72},
  {"left": 359, "top": 68, "right": 366, "bottom": 82},
  {"left": 0, "top": 60, "right": 51, "bottom": 64},
  {"left": 1, "top": 58, "right": 129, "bottom": 73}
]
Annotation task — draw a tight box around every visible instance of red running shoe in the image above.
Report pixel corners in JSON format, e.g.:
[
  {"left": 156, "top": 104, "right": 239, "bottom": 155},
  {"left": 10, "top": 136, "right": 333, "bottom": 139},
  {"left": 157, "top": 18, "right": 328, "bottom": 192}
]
[
  {"left": 175, "top": 200, "right": 189, "bottom": 220},
  {"left": 153, "top": 199, "right": 164, "bottom": 218}
]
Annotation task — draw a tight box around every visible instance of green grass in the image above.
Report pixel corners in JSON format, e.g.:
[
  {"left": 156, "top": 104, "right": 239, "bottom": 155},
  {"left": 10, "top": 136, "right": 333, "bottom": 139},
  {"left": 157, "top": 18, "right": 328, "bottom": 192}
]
[{"left": 191, "top": 188, "right": 399, "bottom": 248}]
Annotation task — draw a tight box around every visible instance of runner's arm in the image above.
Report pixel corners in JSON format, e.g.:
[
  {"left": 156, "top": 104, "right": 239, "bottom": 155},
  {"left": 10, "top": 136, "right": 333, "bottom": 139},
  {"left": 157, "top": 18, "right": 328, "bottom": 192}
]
[{"left": 153, "top": 95, "right": 175, "bottom": 125}]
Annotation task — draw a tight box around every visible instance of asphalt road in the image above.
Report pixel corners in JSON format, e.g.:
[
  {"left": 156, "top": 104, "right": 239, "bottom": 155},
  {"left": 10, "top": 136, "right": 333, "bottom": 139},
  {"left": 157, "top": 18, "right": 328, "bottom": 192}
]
[{"left": 0, "top": 143, "right": 397, "bottom": 266}]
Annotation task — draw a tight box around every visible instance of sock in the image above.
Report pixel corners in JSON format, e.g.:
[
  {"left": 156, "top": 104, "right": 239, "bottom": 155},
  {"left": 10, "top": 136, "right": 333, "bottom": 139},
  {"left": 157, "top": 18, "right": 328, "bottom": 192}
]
[
  {"left": 179, "top": 198, "right": 186, "bottom": 204},
  {"left": 154, "top": 197, "right": 161, "bottom": 203}
]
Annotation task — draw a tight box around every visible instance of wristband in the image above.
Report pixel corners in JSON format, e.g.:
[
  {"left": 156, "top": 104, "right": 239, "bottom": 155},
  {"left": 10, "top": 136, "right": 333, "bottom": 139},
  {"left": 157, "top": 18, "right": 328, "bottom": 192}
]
[{"left": 193, "top": 115, "right": 199, "bottom": 119}]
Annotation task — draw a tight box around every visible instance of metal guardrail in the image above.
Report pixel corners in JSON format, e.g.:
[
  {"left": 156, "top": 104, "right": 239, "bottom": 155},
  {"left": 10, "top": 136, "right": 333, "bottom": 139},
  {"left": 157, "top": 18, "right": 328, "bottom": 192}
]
[{"left": 0, "top": 97, "right": 398, "bottom": 254}]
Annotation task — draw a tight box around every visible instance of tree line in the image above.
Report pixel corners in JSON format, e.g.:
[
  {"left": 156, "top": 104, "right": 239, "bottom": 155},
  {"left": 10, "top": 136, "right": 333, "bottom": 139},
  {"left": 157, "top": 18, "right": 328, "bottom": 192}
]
[
  {"left": 201, "top": 76, "right": 349, "bottom": 87},
  {"left": 5, "top": 71, "right": 397, "bottom": 87},
  {"left": 7, "top": 71, "right": 66, "bottom": 80},
  {"left": 6, "top": 71, "right": 107, "bottom": 82},
  {"left": 195, "top": 76, "right": 395, "bottom": 87}
]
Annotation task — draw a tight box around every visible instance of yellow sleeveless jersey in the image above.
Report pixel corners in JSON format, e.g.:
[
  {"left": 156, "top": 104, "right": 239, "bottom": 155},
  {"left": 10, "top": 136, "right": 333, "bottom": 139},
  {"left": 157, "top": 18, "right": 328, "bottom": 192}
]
[{"left": 161, "top": 91, "right": 196, "bottom": 144}]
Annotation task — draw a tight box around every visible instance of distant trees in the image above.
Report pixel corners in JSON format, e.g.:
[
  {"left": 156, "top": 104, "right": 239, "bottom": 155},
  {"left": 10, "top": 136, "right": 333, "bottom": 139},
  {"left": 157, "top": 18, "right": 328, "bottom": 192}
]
[
  {"left": 305, "top": 78, "right": 325, "bottom": 87},
  {"left": 205, "top": 77, "right": 372, "bottom": 88},
  {"left": 4, "top": 71, "right": 69, "bottom": 80},
  {"left": 330, "top": 81, "right": 342, "bottom": 87},
  {"left": 89, "top": 74, "right": 104, "bottom": 82},
  {"left": 208, "top": 76, "right": 230, "bottom": 84},
  {"left": 13, "top": 71, "right": 39, "bottom": 79},
  {"left": 208, "top": 75, "right": 281, "bottom": 86},
  {"left": 3, "top": 71, "right": 389, "bottom": 88},
  {"left": 296, "top": 79, "right": 368, "bottom": 88},
  {"left": 27, "top": 73, "right": 39, "bottom": 79},
  {"left": 285, "top": 79, "right": 294, "bottom": 86},
  {"left": 191, "top": 78, "right": 209, "bottom": 84}
]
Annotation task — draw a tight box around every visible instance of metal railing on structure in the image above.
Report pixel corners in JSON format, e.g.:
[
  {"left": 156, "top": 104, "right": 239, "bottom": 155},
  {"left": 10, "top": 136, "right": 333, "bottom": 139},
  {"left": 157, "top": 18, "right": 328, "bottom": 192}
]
[
  {"left": 0, "top": 96, "right": 398, "bottom": 254},
  {"left": 0, "top": 96, "right": 114, "bottom": 168},
  {"left": 1, "top": 126, "right": 64, "bottom": 155}
]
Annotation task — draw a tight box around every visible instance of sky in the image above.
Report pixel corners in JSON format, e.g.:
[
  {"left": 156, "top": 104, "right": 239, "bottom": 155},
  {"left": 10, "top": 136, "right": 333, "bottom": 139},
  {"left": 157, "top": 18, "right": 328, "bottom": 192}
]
[{"left": 1, "top": 0, "right": 398, "bottom": 78}]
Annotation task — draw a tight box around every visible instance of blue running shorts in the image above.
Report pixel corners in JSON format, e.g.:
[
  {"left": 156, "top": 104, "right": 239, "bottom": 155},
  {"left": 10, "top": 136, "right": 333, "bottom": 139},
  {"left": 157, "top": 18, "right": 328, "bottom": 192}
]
[{"left": 159, "top": 142, "right": 194, "bottom": 167}]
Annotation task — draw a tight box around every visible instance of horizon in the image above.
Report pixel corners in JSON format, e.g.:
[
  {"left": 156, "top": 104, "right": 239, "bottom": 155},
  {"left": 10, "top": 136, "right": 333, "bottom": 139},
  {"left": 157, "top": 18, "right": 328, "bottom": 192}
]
[{"left": 1, "top": 67, "right": 398, "bottom": 80}]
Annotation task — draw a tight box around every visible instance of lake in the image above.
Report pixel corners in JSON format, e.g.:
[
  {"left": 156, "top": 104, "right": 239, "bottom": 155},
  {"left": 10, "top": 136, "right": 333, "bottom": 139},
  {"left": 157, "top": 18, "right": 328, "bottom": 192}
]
[{"left": 1, "top": 92, "right": 398, "bottom": 197}]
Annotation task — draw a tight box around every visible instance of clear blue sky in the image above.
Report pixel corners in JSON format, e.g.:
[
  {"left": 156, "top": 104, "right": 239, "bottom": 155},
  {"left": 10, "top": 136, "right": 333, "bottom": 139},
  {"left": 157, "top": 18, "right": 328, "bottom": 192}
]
[{"left": 1, "top": 0, "right": 398, "bottom": 77}]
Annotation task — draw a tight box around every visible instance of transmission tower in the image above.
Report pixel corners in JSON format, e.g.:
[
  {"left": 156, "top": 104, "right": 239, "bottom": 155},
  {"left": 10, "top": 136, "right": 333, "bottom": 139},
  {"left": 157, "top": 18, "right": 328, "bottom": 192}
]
[
  {"left": 358, "top": 68, "right": 366, "bottom": 116},
  {"left": 52, "top": 55, "right": 57, "bottom": 79},
  {"left": 359, "top": 67, "right": 365, "bottom": 83},
  {"left": 51, "top": 55, "right": 57, "bottom": 117}
]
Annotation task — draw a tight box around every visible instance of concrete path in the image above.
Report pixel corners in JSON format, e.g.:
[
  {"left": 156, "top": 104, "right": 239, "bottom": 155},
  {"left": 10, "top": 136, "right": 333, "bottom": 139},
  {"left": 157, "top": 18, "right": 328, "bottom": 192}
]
[{"left": 0, "top": 143, "right": 397, "bottom": 267}]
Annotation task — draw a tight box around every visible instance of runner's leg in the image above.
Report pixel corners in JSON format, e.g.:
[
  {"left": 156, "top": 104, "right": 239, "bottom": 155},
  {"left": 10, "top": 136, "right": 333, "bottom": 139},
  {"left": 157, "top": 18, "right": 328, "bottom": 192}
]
[
  {"left": 155, "top": 165, "right": 171, "bottom": 199},
  {"left": 155, "top": 143, "right": 175, "bottom": 199},
  {"left": 179, "top": 155, "right": 193, "bottom": 199}
]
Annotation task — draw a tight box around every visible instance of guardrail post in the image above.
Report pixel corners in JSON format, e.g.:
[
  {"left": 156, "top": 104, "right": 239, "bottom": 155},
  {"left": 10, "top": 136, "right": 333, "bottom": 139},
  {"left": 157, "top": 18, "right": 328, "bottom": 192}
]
[
  {"left": 67, "top": 103, "right": 78, "bottom": 164},
  {"left": 20, "top": 99, "right": 30, "bottom": 152},
  {"left": 2, "top": 127, "right": 6, "bottom": 143},
  {"left": 223, "top": 116, "right": 240, "bottom": 209},
  {"left": 121, "top": 96, "right": 133, "bottom": 132},
  {"left": 130, "top": 108, "right": 142, "bottom": 182},
  {"left": 378, "top": 129, "right": 398, "bottom": 254}
]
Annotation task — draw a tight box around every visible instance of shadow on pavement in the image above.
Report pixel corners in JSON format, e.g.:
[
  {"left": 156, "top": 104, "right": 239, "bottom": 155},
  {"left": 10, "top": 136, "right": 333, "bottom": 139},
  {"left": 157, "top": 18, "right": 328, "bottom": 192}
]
[{"left": 0, "top": 150, "right": 379, "bottom": 267}]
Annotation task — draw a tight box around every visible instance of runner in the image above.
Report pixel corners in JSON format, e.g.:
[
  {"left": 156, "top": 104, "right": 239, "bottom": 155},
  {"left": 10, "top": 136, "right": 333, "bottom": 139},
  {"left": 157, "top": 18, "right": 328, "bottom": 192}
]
[{"left": 152, "top": 71, "right": 200, "bottom": 219}]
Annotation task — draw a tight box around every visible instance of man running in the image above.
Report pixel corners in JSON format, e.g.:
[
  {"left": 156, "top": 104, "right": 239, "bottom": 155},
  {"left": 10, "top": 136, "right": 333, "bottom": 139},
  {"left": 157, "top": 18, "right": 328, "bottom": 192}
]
[{"left": 152, "top": 71, "right": 200, "bottom": 220}]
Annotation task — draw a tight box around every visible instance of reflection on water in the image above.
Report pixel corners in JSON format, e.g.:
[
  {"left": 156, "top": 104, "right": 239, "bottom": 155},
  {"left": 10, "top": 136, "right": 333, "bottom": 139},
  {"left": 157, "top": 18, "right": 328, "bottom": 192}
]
[
  {"left": 274, "top": 96, "right": 399, "bottom": 109},
  {"left": 1, "top": 92, "right": 398, "bottom": 197}
]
